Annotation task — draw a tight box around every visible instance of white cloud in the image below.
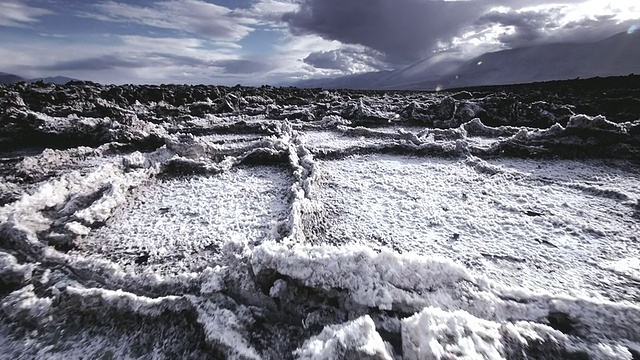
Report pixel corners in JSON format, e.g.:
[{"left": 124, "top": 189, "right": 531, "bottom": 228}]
[
  {"left": 439, "top": 0, "right": 640, "bottom": 61},
  {"left": 1, "top": 33, "right": 251, "bottom": 85},
  {"left": 118, "top": 35, "right": 207, "bottom": 54},
  {"left": 559, "top": 0, "right": 640, "bottom": 23},
  {"left": 265, "top": 34, "right": 346, "bottom": 79},
  {"left": 232, "top": 0, "right": 299, "bottom": 26},
  {"left": 87, "top": 0, "right": 254, "bottom": 41},
  {"left": 0, "top": 0, "right": 51, "bottom": 27},
  {"left": 303, "top": 45, "right": 391, "bottom": 74}
]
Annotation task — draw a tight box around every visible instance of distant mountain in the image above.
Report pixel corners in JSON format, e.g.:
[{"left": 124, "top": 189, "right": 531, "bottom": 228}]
[
  {"left": 27, "top": 76, "right": 78, "bottom": 85},
  {"left": 0, "top": 72, "right": 26, "bottom": 84},
  {"left": 0, "top": 72, "right": 78, "bottom": 85},
  {"left": 370, "top": 54, "right": 465, "bottom": 89},
  {"left": 412, "top": 30, "right": 640, "bottom": 90},
  {"left": 295, "top": 70, "right": 394, "bottom": 89},
  {"left": 296, "top": 31, "right": 640, "bottom": 90}
]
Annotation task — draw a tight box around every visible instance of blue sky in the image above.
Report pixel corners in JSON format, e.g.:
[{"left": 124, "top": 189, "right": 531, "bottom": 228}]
[{"left": 1, "top": 0, "right": 639, "bottom": 85}]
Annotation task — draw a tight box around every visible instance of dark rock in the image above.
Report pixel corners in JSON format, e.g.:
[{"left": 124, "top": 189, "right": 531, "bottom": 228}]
[
  {"left": 451, "top": 91, "right": 473, "bottom": 100},
  {"left": 475, "top": 94, "right": 519, "bottom": 127},
  {"left": 341, "top": 100, "right": 390, "bottom": 125},
  {"left": 135, "top": 253, "right": 150, "bottom": 265},
  {"left": 0, "top": 75, "right": 639, "bottom": 159},
  {"left": 188, "top": 103, "right": 216, "bottom": 117},
  {"left": 522, "top": 101, "right": 574, "bottom": 127},
  {"left": 435, "top": 96, "right": 456, "bottom": 121},
  {"left": 400, "top": 101, "right": 434, "bottom": 125},
  {"left": 547, "top": 311, "right": 576, "bottom": 334},
  {"left": 633, "top": 200, "right": 640, "bottom": 219},
  {"left": 455, "top": 101, "right": 480, "bottom": 123},
  {"left": 280, "top": 96, "right": 309, "bottom": 106}
]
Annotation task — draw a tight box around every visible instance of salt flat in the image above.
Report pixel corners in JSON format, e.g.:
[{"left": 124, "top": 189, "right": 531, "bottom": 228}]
[
  {"left": 314, "top": 154, "right": 640, "bottom": 301},
  {"left": 2, "top": 81, "right": 640, "bottom": 359},
  {"left": 76, "top": 166, "right": 291, "bottom": 274}
]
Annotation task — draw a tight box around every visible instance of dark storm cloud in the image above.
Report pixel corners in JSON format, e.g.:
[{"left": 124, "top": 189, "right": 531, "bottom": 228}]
[
  {"left": 303, "top": 47, "right": 390, "bottom": 72},
  {"left": 283, "top": 0, "right": 631, "bottom": 69},
  {"left": 283, "top": 0, "right": 487, "bottom": 66},
  {"left": 477, "top": 7, "right": 564, "bottom": 46}
]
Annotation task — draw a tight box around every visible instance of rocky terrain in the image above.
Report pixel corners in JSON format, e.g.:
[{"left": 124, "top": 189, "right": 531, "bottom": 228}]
[{"left": 1, "top": 75, "right": 640, "bottom": 359}]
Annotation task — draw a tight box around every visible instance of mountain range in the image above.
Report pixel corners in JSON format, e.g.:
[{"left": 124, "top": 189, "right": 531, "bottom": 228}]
[
  {"left": 295, "top": 31, "right": 640, "bottom": 90},
  {"left": 0, "top": 72, "right": 77, "bottom": 85}
]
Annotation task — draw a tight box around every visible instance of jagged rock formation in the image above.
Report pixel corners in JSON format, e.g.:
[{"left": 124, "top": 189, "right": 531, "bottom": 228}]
[{"left": 1, "top": 76, "right": 639, "bottom": 359}]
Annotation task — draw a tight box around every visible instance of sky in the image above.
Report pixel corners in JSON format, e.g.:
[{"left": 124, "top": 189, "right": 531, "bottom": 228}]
[{"left": 1, "top": 0, "right": 639, "bottom": 85}]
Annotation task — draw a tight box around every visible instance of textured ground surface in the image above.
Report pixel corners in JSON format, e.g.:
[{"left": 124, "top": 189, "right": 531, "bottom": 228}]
[{"left": 1, "top": 78, "right": 640, "bottom": 359}]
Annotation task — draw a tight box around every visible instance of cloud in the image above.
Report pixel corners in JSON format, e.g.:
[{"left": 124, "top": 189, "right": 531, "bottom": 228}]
[
  {"left": 0, "top": 0, "right": 51, "bottom": 27},
  {"left": 469, "top": 1, "right": 640, "bottom": 49},
  {"left": 6, "top": 0, "right": 639, "bottom": 85},
  {"left": 284, "top": 0, "right": 640, "bottom": 71},
  {"left": 37, "top": 52, "right": 214, "bottom": 72},
  {"left": 210, "top": 59, "right": 270, "bottom": 74},
  {"left": 15, "top": 33, "right": 272, "bottom": 84},
  {"left": 266, "top": 33, "right": 347, "bottom": 79},
  {"left": 303, "top": 46, "right": 390, "bottom": 73},
  {"left": 477, "top": 7, "right": 564, "bottom": 46},
  {"left": 283, "top": 0, "right": 487, "bottom": 66},
  {"left": 232, "top": 0, "right": 299, "bottom": 26},
  {"left": 37, "top": 55, "right": 143, "bottom": 71},
  {"left": 118, "top": 35, "right": 210, "bottom": 54},
  {"left": 36, "top": 54, "right": 268, "bottom": 76},
  {"left": 88, "top": 0, "right": 254, "bottom": 41}
]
